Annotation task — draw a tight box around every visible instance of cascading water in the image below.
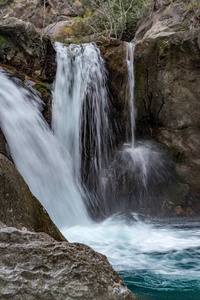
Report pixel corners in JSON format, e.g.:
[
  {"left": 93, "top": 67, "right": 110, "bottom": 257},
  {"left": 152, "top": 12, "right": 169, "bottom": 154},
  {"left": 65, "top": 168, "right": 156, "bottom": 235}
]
[
  {"left": 0, "top": 70, "right": 88, "bottom": 228},
  {"left": 52, "top": 42, "right": 112, "bottom": 217},
  {"left": 52, "top": 42, "right": 111, "bottom": 179},
  {"left": 0, "top": 42, "right": 200, "bottom": 300}
]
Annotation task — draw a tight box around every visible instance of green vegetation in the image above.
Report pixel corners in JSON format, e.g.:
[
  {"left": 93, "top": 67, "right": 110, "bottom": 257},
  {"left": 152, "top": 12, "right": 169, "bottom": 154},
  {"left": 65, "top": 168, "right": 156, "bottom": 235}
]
[
  {"left": 186, "top": 0, "right": 200, "bottom": 10},
  {"left": 0, "top": 36, "right": 4, "bottom": 52},
  {"left": 0, "top": 0, "right": 13, "bottom": 7},
  {"left": 55, "top": 18, "right": 91, "bottom": 44},
  {"left": 81, "top": 0, "right": 151, "bottom": 40}
]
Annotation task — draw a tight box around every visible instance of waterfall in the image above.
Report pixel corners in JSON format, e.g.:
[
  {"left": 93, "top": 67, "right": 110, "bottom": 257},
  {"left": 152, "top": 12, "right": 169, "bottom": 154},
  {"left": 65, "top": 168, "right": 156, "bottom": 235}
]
[
  {"left": 0, "top": 71, "right": 89, "bottom": 228},
  {"left": 0, "top": 42, "right": 174, "bottom": 224},
  {"left": 126, "top": 42, "right": 135, "bottom": 146},
  {"left": 52, "top": 42, "right": 112, "bottom": 216},
  {"left": 104, "top": 42, "right": 175, "bottom": 216}
]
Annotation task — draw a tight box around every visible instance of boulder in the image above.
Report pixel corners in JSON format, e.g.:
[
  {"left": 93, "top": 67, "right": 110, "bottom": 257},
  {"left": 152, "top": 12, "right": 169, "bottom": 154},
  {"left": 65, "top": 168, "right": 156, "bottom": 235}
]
[
  {"left": 0, "top": 17, "right": 56, "bottom": 81},
  {"left": 0, "top": 154, "right": 64, "bottom": 241},
  {"left": 0, "top": 222, "right": 136, "bottom": 300},
  {"left": 134, "top": 1, "right": 200, "bottom": 209}
]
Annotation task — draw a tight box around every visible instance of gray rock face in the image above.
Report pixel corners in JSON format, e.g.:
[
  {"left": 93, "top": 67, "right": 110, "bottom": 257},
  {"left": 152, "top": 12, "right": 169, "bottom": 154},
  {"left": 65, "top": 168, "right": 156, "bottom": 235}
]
[
  {"left": 5, "top": 0, "right": 84, "bottom": 28},
  {"left": 100, "top": 39, "right": 129, "bottom": 146},
  {"left": 0, "top": 154, "right": 65, "bottom": 241},
  {"left": 0, "top": 17, "right": 56, "bottom": 81},
  {"left": 134, "top": 1, "right": 200, "bottom": 213},
  {"left": 0, "top": 223, "right": 136, "bottom": 300}
]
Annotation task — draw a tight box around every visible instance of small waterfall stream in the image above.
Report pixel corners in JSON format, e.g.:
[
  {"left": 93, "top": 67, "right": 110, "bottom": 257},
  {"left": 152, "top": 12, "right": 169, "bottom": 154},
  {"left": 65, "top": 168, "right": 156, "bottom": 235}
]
[
  {"left": 0, "top": 42, "right": 200, "bottom": 300},
  {"left": 126, "top": 42, "right": 135, "bottom": 146}
]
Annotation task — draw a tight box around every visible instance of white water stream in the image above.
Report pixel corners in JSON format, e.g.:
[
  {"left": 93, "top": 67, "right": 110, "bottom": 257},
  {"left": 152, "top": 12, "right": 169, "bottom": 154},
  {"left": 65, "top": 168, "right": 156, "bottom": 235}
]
[{"left": 0, "top": 71, "right": 88, "bottom": 228}]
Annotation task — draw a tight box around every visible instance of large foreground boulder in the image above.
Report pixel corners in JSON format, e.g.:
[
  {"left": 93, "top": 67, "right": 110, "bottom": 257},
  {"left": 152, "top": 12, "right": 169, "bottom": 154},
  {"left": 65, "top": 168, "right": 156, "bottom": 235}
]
[
  {"left": 0, "top": 222, "right": 136, "bottom": 300},
  {"left": 0, "top": 154, "right": 64, "bottom": 241}
]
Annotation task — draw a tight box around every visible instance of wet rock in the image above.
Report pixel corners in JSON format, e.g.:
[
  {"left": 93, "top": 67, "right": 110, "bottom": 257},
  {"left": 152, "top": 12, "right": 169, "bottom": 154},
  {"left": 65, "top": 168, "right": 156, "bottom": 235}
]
[
  {"left": 174, "top": 205, "right": 185, "bottom": 216},
  {"left": 0, "top": 128, "right": 7, "bottom": 157},
  {"left": 33, "top": 81, "right": 52, "bottom": 124},
  {"left": 0, "top": 154, "right": 64, "bottom": 241},
  {"left": 134, "top": 0, "right": 200, "bottom": 206},
  {"left": 100, "top": 38, "right": 129, "bottom": 146},
  {"left": 0, "top": 17, "right": 56, "bottom": 81},
  {"left": 0, "top": 223, "right": 136, "bottom": 300}
]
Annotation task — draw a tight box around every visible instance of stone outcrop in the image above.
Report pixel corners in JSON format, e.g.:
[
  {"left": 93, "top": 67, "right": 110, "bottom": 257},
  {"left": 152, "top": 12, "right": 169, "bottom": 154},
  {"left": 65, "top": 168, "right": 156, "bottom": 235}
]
[
  {"left": 0, "top": 222, "right": 136, "bottom": 300},
  {"left": 4, "top": 0, "right": 84, "bottom": 29},
  {"left": 134, "top": 0, "right": 200, "bottom": 213},
  {"left": 0, "top": 17, "right": 56, "bottom": 81},
  {"left": 0, "top": 154, "right": 65, "bottom": 241}
]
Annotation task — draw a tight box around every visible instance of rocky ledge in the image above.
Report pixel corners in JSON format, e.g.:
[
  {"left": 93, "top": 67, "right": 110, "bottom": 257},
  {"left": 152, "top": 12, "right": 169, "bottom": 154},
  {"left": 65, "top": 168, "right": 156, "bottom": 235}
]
[
  {"left": 0, "top": 222, "right": 136, "bottom": 300},
  {"left": 0, "top": 17, "right": 56, "bottom": 81}
]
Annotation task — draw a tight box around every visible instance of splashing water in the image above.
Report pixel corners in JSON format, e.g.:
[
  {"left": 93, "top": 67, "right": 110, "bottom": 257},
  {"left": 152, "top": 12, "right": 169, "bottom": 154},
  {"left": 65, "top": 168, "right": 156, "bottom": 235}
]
[{"left": 63, "top": 215, "right": 200, "bottom": 299}]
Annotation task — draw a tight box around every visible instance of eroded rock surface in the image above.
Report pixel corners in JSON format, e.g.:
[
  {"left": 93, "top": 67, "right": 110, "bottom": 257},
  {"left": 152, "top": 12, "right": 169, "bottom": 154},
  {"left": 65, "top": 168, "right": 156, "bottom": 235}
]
[
  {"left": 0, "top": 223, "right": 136, "bottom": 300},
  {"left": 0, "top": 154, "right": 64, "bottom": 241},
  {"left": 0, "top": 17, "right": 56, "bottom": 81},
  {"left": 100, "top": 39, "right": 129, "bottom": 146},
  {"left": 134, "top": 0, "right": 200, "bottom": 213},
  {"left": 5, "top": 0, "right": 84, "bottom": 28}
]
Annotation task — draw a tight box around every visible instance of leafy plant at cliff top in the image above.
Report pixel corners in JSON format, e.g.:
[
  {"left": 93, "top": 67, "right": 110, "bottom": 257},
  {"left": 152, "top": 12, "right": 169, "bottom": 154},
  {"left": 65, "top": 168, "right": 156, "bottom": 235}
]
[{"left": 81, "top": 0, "right": 150, "bottom": 40}]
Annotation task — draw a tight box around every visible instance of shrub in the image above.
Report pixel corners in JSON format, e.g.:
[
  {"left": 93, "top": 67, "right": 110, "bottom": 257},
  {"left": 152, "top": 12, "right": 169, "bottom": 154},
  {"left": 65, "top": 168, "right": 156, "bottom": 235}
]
[{"left": 81, "top": 0, "right": 150, "bottom": 40}]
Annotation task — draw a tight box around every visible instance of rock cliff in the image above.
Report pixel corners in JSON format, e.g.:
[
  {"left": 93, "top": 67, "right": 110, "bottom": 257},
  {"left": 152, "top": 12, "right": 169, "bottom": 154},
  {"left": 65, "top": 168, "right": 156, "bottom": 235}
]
[{"left": 134, "top": 0, "right": 200, "bottom": 214}]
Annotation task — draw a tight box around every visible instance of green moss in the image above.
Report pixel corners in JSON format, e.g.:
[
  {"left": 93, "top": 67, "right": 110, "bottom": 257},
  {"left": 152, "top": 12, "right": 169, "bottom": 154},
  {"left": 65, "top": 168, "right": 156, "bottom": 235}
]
[
  {"left": 33, "top": 82, "right": 51, "bottom": 96},
  {"left": 0, "top": 0, "right": 13, "bottom": 6},
  {"left": 158, "top": 39, "right": 169, "bottom": 56},
  {"left": 0, "top": 36, "right": 4, "bottom": 52}
]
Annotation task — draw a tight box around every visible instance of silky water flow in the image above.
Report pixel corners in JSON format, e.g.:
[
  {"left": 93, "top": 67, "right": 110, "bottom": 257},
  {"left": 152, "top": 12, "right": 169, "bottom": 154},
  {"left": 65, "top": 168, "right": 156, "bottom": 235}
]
[{"left": 0, "top": 43, "right": 200, "bottom": 300}]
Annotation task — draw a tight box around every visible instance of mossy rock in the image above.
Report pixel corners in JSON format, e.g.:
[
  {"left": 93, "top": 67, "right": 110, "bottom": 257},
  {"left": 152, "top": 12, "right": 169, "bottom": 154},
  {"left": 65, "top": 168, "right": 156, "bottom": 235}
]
[{"left": 33, "top": 82, "right": 52, "bottom": 124}]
